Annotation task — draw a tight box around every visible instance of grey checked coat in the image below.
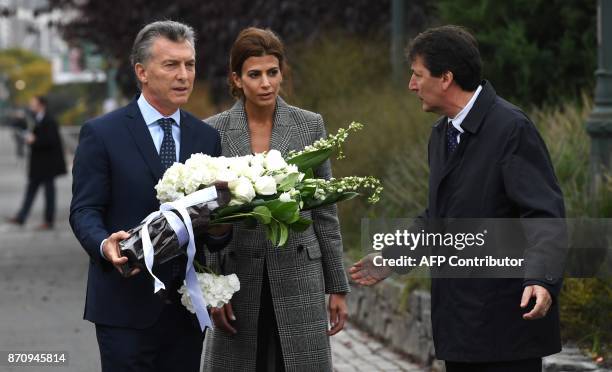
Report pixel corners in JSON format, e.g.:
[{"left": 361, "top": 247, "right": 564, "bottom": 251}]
[{"left": 202, "top": 97, "right": 350, "bottom": 372}]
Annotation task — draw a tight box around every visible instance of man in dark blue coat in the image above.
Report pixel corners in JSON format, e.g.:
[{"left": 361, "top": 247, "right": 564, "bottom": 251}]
[
  {"left": 70, "top": 20, "right": 231, "bottom": 372},
  {"left": 351, "top": 25, "right": 566, "bottom": 372}
]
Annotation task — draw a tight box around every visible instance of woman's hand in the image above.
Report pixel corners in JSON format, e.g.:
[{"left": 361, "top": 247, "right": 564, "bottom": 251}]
[
  {"left": 210, "top": 302, "right": 237, "bottom": 334},
  {"left": 327, "top": 293, "right": 348, "bottom": 336}
]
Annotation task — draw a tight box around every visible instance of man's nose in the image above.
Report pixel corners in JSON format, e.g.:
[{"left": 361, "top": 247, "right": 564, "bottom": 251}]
[
  {"left": 408, "top": 75, "right": 417, "bottom": 91},
  {"left": 176, "top": 64, "right": 188, "bottom": 80}
]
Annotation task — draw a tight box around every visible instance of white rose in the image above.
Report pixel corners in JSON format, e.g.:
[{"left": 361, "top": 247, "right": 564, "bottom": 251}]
[
  {"left": 229, "top": 176, "right": 256, "bottom": 204},
  {"left": 229, "top": 157, "right": 255, "bottom": 178},
  {"left": 243, "top": 164, "right": 265, "bottom": 181},
  {"left": 217, "top": 169, "right": 238, "bottom": 183},
  {"left": 264, "top": 149, "right": 287, "bottom": 171},
  {"left": 251, "top": 153, "right": 266, "bottom": 168},
  {"left": 254, "top": 175, "right": 277, "bottom": 195}
]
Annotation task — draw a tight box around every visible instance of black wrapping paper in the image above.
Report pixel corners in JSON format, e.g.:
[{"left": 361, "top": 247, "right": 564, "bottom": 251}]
[{"left": 119, "top": 183, "right": 230, "bottom": 277}]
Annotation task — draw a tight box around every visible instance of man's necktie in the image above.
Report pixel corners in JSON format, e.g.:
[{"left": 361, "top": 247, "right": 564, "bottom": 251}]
[
  {"left": 158, "top": 118, "right": 176, "bottom": 170},
  {"left": 446, "top": 121, "right": 461, "bottom": 155}
]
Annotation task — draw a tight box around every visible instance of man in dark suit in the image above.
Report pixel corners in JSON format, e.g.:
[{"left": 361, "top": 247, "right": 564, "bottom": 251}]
[
  {"left": 8, "top": 96, "right": 66, "bottom": 229},
  {"left": 350, "top": 25, "right": 566, "bottom": 372},
  {"left": 70, "top": 21, "right": 231, "bottom": 372}
]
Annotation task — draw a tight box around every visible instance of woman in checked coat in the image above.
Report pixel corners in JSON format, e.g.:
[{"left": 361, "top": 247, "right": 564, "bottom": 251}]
[{"left": 202, "top": 27, "right": 350, "bottom": 372}]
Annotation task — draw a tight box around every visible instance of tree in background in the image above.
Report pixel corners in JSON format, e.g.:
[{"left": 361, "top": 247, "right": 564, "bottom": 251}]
[
  {"left": 45, "top": 0, "right": 392, "bottom": 103},
  {"left": 0, "top": 49, "right": 52, "bottom": 105},
  {"left": 436, "top": 0, "right": 596, "bottom": 107}
]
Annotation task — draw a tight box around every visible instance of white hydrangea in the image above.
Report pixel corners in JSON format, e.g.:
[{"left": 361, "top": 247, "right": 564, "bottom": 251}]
[
  {"left": 178, "top": 272, "right": 241, "bottom": 311},
  {"left": 155, "top": 163, "right": 188, "bottom": 202}
]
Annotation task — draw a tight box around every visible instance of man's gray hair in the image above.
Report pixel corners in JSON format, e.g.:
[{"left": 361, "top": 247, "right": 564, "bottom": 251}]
[{"left": 130, "top": 20, "right": 196, "bottom": 68}]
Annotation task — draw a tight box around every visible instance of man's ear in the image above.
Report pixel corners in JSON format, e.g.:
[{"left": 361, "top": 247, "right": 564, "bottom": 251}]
[
  {"left": 135, "top": 63, "right": 147, "bottom": 85},
  {"left": 440, "top": 70, "right": 454, "bottom": 91},
  {"left": 232, "top": 72, "right": 242, "bottom": 89}
]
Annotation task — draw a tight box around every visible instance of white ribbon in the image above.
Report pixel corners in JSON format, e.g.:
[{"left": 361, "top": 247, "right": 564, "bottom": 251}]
[{"left": 140, "top": 186, "right": 218, "bottom": 331}]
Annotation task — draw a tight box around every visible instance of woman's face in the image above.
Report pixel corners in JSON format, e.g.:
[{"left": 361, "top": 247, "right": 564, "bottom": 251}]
[{"left": 233, "top": 54, "right": 282, "bottom": 109}]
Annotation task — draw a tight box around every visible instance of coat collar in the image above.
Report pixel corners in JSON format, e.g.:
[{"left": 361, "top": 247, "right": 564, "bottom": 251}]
[
  {"left": 433, "top": 80, "right": 497, "bottom": 134},
  {"left": 225, "top": 96, "right": 294, "bottom": 156}
]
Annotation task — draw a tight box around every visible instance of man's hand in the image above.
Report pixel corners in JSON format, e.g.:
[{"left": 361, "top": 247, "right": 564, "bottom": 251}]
[
  {"left": 25, "top": 133, "right": 35, "bottom": 145},
  {"left": 211, "top": 302, "right": 237, "bottom": 334},
  {"left": 102, "top": 231, "right": 140, "bottom": 277},
  {"left": 521, "top": 285, "right": 552, "bottom": 320},
  {"left": 207, "top": 223, "right": 232, "bottom": 237},
  {"left": 349, "top": 253, "right": 392, "bottom": 286},
  {"left": 327, "top": 293, "right": 348, "bottom": 336}
]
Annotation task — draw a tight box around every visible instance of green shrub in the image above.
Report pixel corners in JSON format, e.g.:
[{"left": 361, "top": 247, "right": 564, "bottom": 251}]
[{"left": 436, "top": 0, "right": 597, "bottom": 108}]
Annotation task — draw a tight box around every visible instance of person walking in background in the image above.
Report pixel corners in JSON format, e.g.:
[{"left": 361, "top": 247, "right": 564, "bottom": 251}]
[
  {"left": 7, "top": 96, "right": 66, "bottom": 229},
  {"left": 203, "top": 27, "right": 349, "bottom": 372}
]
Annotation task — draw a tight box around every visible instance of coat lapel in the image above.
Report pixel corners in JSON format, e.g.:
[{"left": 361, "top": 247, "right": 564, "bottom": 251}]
[
  {"left": 430, "top": 81, "right": 497, "bottom": 210},
  {"left": 269, "top": 97, "right": 293, "bottom": 156},
  {"left": 179, "top": 111, "right": 196, "bottom": 162},
  {"left": 125, "top": 100, "right": 164, "bottom": 180},
  {"left": 224, "top": 97, "right": 294, "bottom": 156},
  {"left": 226, "top": 100, "right": 252, "bottom": 156}
]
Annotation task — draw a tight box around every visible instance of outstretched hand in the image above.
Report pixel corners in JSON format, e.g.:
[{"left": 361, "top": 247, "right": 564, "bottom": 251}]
[
  {"left": 349, "top": 253, "right": 391, "bottom": 286},
  {"left": 521, "top": 285, "right": 552, "bottom": 320}
]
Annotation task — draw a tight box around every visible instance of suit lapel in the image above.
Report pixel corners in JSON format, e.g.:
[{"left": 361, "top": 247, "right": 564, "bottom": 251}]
[
  {"left": 269, "top": 97, "right": 293, "bottom": 156},
  {"left": 125, "top": 100, "right": 164, "bottom": 180},
  {"left": 179, "top": 112, "right": 196, "bottom": 162}
]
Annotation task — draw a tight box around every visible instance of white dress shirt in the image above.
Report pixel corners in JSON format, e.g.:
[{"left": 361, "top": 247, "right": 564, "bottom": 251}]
[{"left": 448, "top": 84, "right": 482, "bottom": 144}]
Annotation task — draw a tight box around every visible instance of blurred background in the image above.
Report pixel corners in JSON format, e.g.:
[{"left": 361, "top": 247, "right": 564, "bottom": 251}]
[{"left": 0, "top": 0, "right": 610, "bottom": 371}]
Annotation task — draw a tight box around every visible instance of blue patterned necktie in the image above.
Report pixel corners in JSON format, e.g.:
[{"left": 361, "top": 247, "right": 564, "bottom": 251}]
[
  {"left": 158, "top": 118, "right": 176, "bottom": 170},
  {"left": 446, "top": 121, "right": 461, "bottom": 155}
]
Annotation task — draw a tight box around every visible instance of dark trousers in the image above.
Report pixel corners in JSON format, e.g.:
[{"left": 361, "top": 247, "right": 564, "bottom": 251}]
[
  {"left": 256, "top": 263, "right": 285, "bottom": 372},
  {"left": 16, "top": 177, "right": 55, "bottom": 224},
  {"left": 445, "top": 358, "right": 542, "bottom": 372},
  {"left": 95, "top": 302, "right": 204, "bottom": 372}
]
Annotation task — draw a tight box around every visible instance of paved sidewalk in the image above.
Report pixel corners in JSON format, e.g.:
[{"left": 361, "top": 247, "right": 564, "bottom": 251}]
[{"left": 0, "top": 127, "right": 425, "bottom": 372}]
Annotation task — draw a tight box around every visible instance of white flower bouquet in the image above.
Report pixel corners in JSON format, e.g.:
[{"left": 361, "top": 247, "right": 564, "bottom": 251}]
[{"left": 119, "top": 122, "right": 382, "bottom": 275}]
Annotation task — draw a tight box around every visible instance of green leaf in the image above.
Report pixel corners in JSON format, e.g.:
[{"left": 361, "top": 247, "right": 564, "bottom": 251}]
[
  {"left": 287, "top": 209, "right": 301, "bottom": 224},
  {"left": 266, "top": 222, "right": 278, "bottom": 246},
  {"left": 289, "top": 217, "right": 312, "bottom": 232},
  {"left": 278, "top": 223, "right": 289, "bottom": 247},
  {"left": 270, "top": 201, "right": 299, "bottom": 222},
  {"left": 302, "top": 168, "right": 315, "bottom": 180},
  {"left": 252, "top": 206, "right": 272, "bottom": 224},
  {"left": 287, "top": 148, "right": 332, "bottom": 172},
  {"left": 278, "top": 173, "right": 300, "bottom": 192}
]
